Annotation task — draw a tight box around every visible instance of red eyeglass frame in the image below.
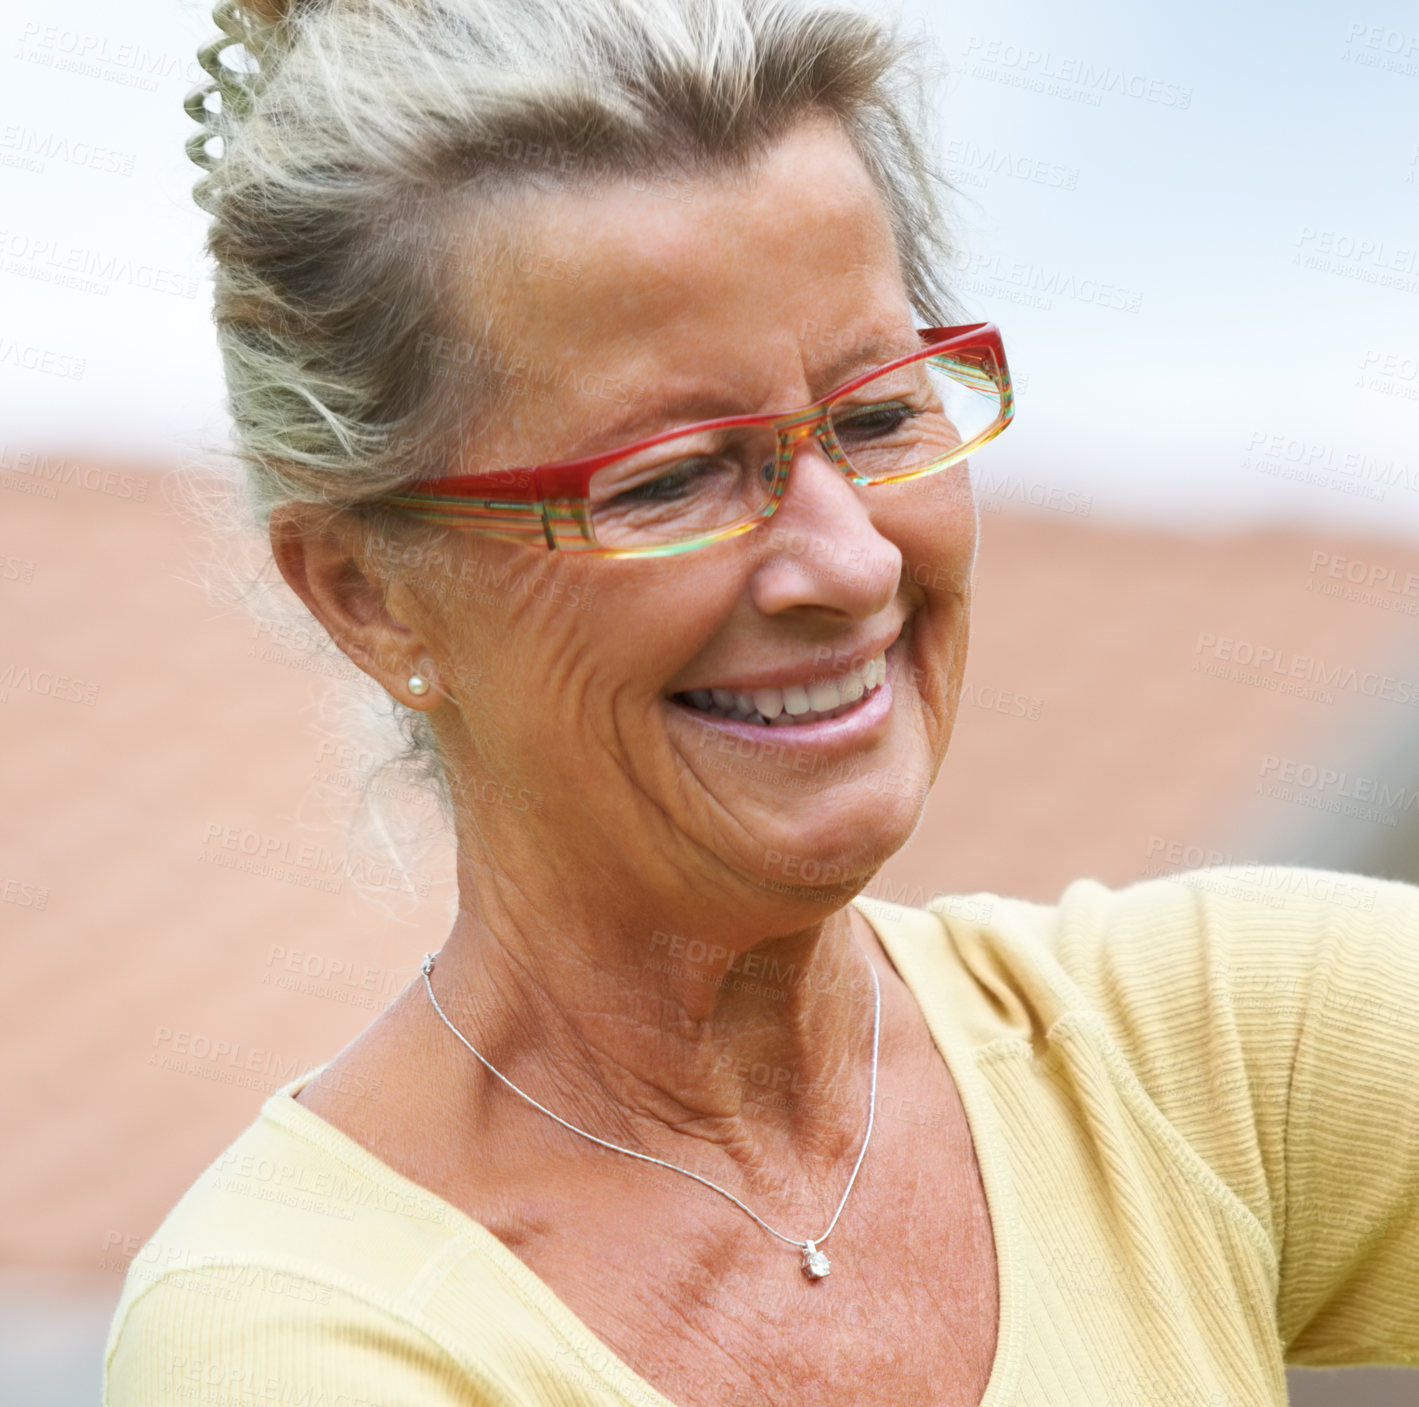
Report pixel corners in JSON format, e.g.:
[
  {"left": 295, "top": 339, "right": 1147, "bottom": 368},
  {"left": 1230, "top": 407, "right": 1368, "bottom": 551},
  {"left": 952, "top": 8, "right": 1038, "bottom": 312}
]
[{"left": 376, "top": 321, "right": 1012, "bottom": 556}]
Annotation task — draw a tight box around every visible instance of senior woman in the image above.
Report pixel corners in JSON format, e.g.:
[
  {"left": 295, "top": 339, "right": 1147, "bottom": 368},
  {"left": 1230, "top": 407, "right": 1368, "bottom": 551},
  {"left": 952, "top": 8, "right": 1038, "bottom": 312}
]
[{"left": 106, "top": 0, "right": 1419, "bottom": 1402}]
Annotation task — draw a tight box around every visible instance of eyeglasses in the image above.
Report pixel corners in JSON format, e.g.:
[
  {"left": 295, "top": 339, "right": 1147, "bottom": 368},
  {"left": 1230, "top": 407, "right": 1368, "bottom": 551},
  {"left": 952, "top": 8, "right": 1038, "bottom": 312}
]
[{"left": 375, "top": 321, "right": 1013, "bottom": 558}]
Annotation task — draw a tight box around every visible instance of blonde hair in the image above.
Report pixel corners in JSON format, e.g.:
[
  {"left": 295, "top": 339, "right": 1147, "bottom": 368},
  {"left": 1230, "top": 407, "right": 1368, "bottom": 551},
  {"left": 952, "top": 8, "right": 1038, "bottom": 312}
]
[{"left": 184, "top": 0, "right": 962, "bottom": 831}]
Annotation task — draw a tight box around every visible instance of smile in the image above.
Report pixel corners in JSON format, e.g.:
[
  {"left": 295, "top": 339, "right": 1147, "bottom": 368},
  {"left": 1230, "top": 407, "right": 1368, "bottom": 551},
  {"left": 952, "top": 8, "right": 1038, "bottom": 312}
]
[{"left": 673, "top": 652, "right": 888, "bottom": 727}]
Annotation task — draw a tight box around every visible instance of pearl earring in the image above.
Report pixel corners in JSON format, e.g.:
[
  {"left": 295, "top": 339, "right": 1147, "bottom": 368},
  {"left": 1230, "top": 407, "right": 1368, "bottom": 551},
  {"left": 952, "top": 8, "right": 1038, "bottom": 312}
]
[{"left": 408, "top": 673, "right": 430, "bottom": 697}]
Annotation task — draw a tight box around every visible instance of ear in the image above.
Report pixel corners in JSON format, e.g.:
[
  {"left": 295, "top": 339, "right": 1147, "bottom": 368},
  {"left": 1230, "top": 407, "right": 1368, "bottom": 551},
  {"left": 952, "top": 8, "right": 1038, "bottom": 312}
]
[{"left": 268, "top": 504, "right": 437, "bottom": 708}]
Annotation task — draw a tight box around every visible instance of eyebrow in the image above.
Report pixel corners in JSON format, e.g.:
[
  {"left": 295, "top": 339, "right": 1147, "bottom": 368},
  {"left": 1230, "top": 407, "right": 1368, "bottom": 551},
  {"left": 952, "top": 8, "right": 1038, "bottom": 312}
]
[{"left": 816, "top": 333, "right": 922, "bottom": 391}]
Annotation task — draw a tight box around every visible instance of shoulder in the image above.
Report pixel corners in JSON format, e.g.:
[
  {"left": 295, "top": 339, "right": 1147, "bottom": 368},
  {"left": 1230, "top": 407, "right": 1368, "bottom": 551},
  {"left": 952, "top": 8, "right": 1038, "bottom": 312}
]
[
  {"left": 103, "top": 1068, "right": 474, "bottom": 1399},
  {"left": 104, "top": 1265, "right": 482, "bottom": 1404},
  {"left": 864, "top": 864, "right": 1418, "bottom": 1057},
  {"left": 122, "top": 1064, "right": 462, "bottom": 1277},
  {"left": 101, "top": 1068, "right": 690, "bottom": 1400},
  {"left": 866, "top": 865, "right": 1419, "bottom": 1254}
]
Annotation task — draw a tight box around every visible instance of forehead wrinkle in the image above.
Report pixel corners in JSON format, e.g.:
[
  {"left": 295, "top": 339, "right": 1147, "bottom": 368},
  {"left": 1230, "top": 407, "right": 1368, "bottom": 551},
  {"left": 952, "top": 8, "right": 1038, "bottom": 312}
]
[{"left": 461, "top": 120, "right": 896, "bottom": 342}]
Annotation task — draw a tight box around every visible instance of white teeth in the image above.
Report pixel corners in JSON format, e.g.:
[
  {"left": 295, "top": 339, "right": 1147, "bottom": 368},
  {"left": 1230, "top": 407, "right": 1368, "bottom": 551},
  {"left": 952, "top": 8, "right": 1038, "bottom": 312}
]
[
  {"left": 781, "top": 684, "right": 812, "bottom": 715},
  {"left": 753, "top": 688, "right": 784, "bottom": 719},
  {"left": 681, "top": 650, "right": 889, "bottom": 725}
]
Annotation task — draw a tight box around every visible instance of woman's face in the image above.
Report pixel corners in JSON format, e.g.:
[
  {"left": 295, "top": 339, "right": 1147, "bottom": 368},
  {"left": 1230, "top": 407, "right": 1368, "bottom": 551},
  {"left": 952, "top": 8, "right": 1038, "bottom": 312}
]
[{"left": 392, "top": 113, "right": 976, "bottom": 916}]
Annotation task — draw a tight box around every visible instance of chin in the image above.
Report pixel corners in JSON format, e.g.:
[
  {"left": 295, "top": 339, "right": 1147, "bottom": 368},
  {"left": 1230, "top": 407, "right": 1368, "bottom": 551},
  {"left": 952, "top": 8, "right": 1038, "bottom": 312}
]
[{"left": 743, "top": 775, "right": 929, "bottom": 904}]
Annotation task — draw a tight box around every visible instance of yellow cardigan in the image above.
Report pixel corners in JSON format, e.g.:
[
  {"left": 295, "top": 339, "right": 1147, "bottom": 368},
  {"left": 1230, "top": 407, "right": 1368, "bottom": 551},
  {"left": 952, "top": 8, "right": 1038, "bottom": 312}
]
[{"left": 105, "top": 867, "right": 1419, "bottom": 1404}]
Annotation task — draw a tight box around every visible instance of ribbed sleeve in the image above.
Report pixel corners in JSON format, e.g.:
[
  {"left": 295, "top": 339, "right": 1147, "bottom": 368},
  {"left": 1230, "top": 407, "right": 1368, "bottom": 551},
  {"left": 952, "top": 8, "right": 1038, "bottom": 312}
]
[
  {"left": 1270, "top": 875, "right": 1419, "bottom": 1363},
  {"left": 1040, "top": 866, "right": 1419, "bottom": 1367}
]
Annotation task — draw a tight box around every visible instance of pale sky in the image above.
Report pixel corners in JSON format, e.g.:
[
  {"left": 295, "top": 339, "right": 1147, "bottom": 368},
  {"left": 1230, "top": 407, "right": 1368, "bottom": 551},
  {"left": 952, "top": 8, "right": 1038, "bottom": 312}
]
[{"left": 2, "top": 0, "right": 1417, "bottom": 538}]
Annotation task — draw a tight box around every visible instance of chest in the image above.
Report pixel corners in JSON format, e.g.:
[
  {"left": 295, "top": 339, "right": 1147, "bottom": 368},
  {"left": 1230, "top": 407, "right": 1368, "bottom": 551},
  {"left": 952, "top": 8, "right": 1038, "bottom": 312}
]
[
  {"left": 496, "top": 1099, "right": 1000, "bottom": 1407},
  {"left": 590, "top": 1229, "right": 997, "bottom": 1406}
]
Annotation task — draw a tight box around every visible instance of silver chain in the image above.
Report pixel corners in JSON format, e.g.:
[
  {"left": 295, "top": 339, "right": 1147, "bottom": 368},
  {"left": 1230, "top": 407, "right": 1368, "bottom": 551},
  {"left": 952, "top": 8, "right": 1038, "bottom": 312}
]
[{"left": 420, "top": 948, "right": 881, "bottom": 1275}]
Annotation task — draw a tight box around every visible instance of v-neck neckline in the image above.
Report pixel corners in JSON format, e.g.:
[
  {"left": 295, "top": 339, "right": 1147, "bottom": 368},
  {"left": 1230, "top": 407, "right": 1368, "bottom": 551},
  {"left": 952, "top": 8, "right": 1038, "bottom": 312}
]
[{"left": 266, "top": 896, "right": 1021, "bottom": 1407}]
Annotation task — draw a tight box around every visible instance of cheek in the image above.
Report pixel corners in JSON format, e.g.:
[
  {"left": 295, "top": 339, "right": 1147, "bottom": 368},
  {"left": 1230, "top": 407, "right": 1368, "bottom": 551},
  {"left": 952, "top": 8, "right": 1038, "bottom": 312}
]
[
  {"left": 400, "top": 541, "right": 589, "bottom": 702},
  {"left": 596, "top": 556, "right": 746, "bottom": 675},
  {"left": 883, "top": 472, "right": 977, "bottom": 595},
  {"left": 919, "top": 461, "right": 977, "bottom": 537},
  {"left": 433, "top": 549, "right": 743, "bottom": 719}
]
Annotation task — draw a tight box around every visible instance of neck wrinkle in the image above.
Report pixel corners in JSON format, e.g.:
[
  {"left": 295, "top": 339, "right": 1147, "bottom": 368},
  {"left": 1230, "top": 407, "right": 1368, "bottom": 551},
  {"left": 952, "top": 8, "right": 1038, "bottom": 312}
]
[{"left": 424, "top": 880, "right": 886, "bottom": 1207}]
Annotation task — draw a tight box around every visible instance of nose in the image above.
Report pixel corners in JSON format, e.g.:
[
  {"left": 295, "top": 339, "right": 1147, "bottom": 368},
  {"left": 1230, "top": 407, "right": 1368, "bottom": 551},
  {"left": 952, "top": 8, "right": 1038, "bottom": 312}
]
[{"left": 746, "top": 430, "right": 901, "bottom": 620}]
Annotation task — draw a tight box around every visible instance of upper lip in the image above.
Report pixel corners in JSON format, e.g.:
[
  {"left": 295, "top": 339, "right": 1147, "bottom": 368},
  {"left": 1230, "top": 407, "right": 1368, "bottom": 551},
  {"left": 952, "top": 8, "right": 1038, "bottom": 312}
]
[{"left": 670, "top": 624, "right": 904, "bottom": 695}]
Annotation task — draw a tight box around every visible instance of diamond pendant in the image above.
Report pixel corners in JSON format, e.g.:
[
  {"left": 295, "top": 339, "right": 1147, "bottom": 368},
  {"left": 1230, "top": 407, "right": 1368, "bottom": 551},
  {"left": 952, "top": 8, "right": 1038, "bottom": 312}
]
[{"left": 801, "top": 1240, "right": 831, "bottom": 1279}]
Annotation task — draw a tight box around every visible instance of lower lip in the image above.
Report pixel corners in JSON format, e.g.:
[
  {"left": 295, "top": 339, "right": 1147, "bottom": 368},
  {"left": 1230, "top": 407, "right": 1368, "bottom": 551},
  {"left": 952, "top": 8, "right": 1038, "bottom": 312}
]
[{"left": 669, "top": 646, "right": 898, "bottom": 749}]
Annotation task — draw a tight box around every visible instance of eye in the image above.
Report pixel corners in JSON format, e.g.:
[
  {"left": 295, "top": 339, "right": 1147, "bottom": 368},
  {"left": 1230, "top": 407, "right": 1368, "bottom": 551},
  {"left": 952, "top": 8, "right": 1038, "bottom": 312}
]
[
  {"left": 611, "top": 458, "right": 718, "bottom": 504},
  {"left": 835, "top": 401, "right": 918, "bottom": 437}
]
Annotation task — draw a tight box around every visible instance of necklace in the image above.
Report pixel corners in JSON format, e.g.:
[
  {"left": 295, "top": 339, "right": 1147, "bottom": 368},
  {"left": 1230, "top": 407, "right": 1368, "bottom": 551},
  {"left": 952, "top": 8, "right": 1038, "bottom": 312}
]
[{"left": 420, "top": 948, "right": 881, "bottom": 1280}]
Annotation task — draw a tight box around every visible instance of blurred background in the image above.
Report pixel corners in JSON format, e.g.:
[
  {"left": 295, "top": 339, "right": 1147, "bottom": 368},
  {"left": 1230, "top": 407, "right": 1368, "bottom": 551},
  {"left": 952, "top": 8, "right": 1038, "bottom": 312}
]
[{"left": 2, "top": 0, "right": 1417, "bottom": 1401}]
